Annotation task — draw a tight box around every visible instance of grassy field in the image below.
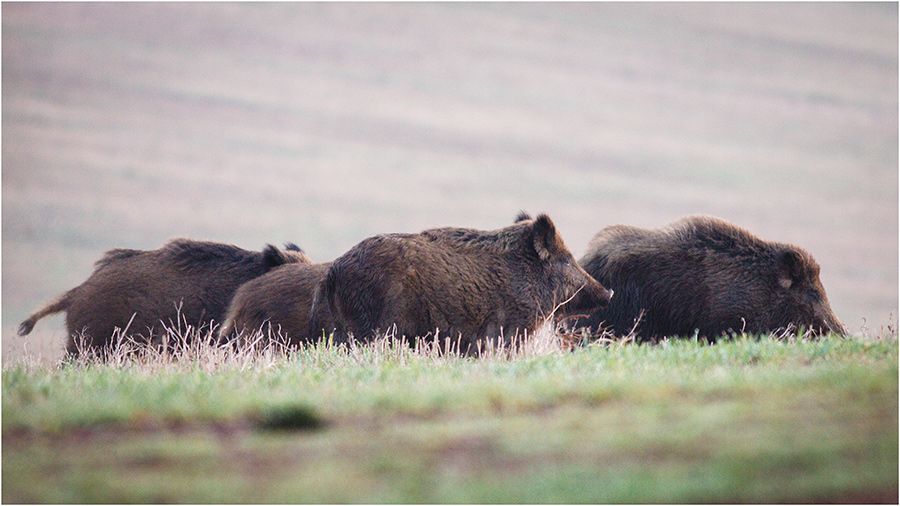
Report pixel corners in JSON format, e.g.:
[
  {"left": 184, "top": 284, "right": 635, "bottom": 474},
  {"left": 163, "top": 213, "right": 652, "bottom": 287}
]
[{"left": 3, "top": 334, "right": 897, "bottom": 503}]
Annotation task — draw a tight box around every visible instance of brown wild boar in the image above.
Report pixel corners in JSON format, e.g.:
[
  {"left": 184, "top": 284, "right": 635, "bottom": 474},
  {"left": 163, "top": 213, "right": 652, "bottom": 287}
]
[
  {"left": 219, "top": 262, "right": 333, "bottom": 346},
  {"left": 577, "top": 215, "right": 846, "bottom": 340},
  {"left": 310, "top": 213, "right": 613, "bottom": 352},
  {"left": 18, "top": 240, "right": 311, "bottom": 355}
]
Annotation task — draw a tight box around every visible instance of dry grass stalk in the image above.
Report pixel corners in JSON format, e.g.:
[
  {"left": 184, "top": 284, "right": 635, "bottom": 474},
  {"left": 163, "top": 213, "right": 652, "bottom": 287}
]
[{"left": 11, "top": 300, "right": 875, "bottom": 372}]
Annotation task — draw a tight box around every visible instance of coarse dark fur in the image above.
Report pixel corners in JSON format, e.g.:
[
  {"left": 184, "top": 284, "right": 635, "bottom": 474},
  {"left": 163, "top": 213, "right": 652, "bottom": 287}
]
[
  {"left": 310, "top": 213, "right": 613, "bottom": 353},
  {"left": 577, "top": 215, "right": 846, "bottom": 340},
  {"left": 18, "top": 240, "right": 311, "bottom": 355},
  {"left": 219, "top": 262, "right": 333, "bottom": 346}
]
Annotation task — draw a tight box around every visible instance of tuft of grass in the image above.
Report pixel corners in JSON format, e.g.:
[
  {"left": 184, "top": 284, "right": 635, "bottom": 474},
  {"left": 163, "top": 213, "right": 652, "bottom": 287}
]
[{"left": 256, "top": 403, "right": 326, "bottom": 432}]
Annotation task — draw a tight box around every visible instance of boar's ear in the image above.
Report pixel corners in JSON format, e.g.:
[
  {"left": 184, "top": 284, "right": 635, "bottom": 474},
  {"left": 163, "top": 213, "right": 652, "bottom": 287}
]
[
  {"left": 777, "top": 250, "right": 803, "bottom": 289},
  {"left": 263, "top": 244, "right": 291, "bottom": 270},
  {"left": 531, "top": 214, "right": 563, "bottom": 262},
  {"left": 514, "top": 210, "right": 532, "bottom": 224}
]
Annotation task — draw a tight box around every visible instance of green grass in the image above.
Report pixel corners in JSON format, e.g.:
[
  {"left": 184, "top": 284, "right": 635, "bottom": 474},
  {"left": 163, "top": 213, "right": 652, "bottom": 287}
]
[{"left": 3, "top": 335, "right": 898, "bottom": 503}]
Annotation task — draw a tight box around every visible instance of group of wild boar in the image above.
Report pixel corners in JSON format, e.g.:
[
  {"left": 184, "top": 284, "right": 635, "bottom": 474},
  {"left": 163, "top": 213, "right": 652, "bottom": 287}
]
[{"left": 19, "top": 213, "right": 845, "bottom": 357}]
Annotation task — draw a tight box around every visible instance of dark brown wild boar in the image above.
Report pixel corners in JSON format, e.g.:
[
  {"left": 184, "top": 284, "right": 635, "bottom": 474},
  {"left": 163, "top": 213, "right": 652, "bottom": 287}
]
[
  {"left": 577, "top": 215, "right": 846, "bottom": 341},
  {"left": 219, "top": 262, "right": 333, "bottom": 346},
  {"left": 310, "top": 213, "right": 613, "bottom": 352},
  {"left": 18, "top": 240, "right": 311, "bottom": 355}
]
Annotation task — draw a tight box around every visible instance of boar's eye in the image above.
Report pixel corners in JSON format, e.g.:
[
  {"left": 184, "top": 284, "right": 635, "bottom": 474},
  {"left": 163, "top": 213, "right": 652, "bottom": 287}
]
[{"left": 805, "top": 289, "right": 821, "bottom": 303}]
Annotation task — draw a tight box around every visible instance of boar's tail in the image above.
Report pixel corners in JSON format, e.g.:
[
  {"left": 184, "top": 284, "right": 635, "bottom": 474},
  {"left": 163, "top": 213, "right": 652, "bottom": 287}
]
[
  {"left": 310, "top": 267, "right": 345, "bottom": 339},
  {"left": 218, "top": 315, "right": 236, "bottom": 342},
  {"left": 218, "top": 301, "right": 246, "bottom": 342},
  {"left": 323, "top": 268, "right": 342, "bottom": 322},
  {"left": 18, "top": 289, "right": 75, "bottom": 336}
]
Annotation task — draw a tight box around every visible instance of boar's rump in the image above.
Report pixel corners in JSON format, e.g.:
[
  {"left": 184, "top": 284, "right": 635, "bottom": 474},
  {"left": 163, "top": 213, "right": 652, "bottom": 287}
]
[{"left": 219, "top": 262, "right": 332, "bottom": 346}]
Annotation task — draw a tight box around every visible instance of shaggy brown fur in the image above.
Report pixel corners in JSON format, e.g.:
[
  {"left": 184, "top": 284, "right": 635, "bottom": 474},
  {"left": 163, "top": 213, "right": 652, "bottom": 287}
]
[
  {"left": 310, "top": 213, "right": 612, "bottom": 352},
  {"left": 577, "top": 215, "right": 846, "bottom": 340},
  {"left": 219, "top": 262, "right": 333, "bottom": 345},
  {"left": 18, "top": 240, "right": 311, "bottom": 355}
]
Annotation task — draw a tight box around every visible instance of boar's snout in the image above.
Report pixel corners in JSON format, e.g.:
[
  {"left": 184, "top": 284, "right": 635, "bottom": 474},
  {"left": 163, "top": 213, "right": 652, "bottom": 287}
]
[
  {"left": 582, "top": 259, "right": 613, "bottom": 309},
  {"left": 797, "top": 301, "right": 846, "bottom": 337},
  {"left": 594, "top": 283, "right": 613, "bottom": 309},
  {"left": 572, "top": 275, "right": 613, "bottom": 313},
  {"left": 829, "top": 320, "right": 847, "bottom": 336},
  {"left": 817, "top": 311, "right": 847, "bottom": 337}
]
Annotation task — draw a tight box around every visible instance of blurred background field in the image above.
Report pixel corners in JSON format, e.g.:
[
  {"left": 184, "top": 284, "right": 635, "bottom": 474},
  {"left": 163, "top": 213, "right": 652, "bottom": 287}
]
[{"left": 3, "top": 3, "right": 897, "bottom": 361}]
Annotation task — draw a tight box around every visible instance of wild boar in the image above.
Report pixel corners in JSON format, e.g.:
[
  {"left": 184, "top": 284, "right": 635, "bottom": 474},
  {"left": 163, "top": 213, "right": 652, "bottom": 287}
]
[
  {"left": 577, "top": 215, "right": 846, "bottom": 340},
  {"left": 18, "top": 240, "right": 311, "bottom": 355},
  {"left": 310, "top": 213, "right": 613, "bottom": 353}
]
